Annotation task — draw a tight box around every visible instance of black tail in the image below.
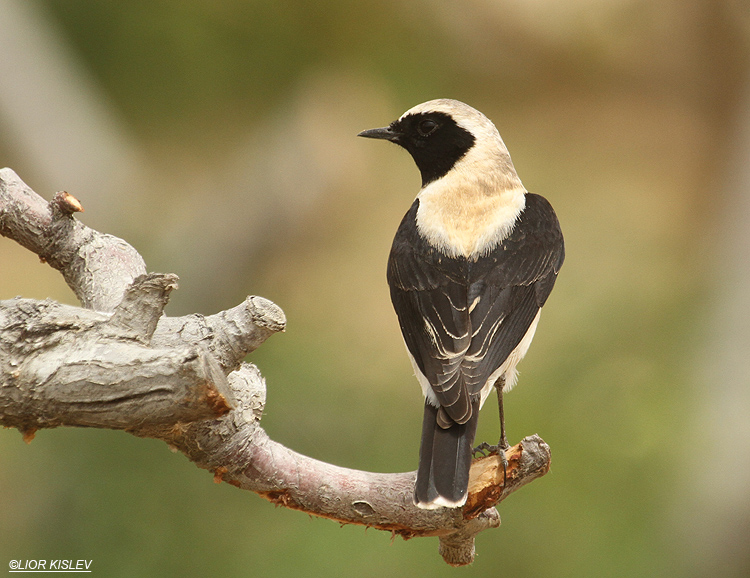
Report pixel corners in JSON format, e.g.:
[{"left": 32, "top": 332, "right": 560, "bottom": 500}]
[{"left": 413, "top": 400, "right": 480, "bottom": 509}]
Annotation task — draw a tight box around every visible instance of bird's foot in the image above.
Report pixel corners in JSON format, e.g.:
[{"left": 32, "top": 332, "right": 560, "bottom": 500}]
[
  {"left": 498, "top": 443, "right": 509, "bottom": 487},
  {"left": 472, "top": 441, "right": 499, "bottom": 457},
  {"left": 473, "top": 440, "right": 510, "bottom": 487}
]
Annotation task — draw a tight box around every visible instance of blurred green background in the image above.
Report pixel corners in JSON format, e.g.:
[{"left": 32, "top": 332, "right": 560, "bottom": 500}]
[{"left": 2, "top": 0, "right": 750, "bottom": 576}]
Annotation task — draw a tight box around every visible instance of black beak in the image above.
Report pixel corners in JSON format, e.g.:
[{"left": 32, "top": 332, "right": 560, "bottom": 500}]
[{"left": 357, "top": 126, "right": 399, "bottom": 142}]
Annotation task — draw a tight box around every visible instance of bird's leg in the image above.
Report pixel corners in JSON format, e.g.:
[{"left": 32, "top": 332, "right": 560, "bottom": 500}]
[
  {"left": 495, "top": 376, "right": 509, "bottom": 486},
  {"left": 496, "top": 376, "right": 509, "bottom": 451},
  {"left": 472, "top": 376, "right": 510, "bottom": 476}
]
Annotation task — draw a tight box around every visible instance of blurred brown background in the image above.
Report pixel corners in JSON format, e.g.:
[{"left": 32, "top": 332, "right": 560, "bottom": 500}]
[{"left": 2, "top": 0, "right": 749, "bottom": 576}]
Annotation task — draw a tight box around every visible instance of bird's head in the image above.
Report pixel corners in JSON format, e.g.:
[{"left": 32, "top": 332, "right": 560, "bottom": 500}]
[{"left": 358, "top": 99, "right": 519, "bottom": 188}]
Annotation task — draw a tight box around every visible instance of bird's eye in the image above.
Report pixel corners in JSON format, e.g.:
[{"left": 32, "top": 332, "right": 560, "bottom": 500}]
[{"left": 417, "top": 119, "right": 438, "bottom": 136}]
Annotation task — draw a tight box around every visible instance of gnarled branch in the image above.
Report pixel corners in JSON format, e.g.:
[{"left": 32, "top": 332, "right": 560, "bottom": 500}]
[{"left": 0, "top": 168, "right": 551, "bottom": 566}]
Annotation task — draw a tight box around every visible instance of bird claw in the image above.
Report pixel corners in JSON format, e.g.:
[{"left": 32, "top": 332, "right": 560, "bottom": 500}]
[
  {"left": 496, "top": 437, "right": 511, "bottom": 486},
  {"left": 472, "top": 440, "right": 510, "bottom": 487},
  {"left": 472, "top": 441, "right": 498, "bottom": 457},
  {"left": 498, "top": 445, "right": 509, "bottom": 487}
]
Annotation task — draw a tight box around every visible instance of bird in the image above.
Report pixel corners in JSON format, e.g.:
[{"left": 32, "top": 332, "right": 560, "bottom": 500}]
[{"left": 358, "top": 99, "right": 564, "bottom": 509}]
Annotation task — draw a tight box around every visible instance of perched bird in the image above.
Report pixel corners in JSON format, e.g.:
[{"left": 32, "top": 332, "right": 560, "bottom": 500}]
[{"left": 358, "top": 99, "right": 564, "bottom": 509}]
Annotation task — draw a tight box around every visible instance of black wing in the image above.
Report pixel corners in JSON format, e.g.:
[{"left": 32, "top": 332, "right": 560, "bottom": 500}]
[{"left": 387, "top": 193, "right": 564, "bottom": 425}]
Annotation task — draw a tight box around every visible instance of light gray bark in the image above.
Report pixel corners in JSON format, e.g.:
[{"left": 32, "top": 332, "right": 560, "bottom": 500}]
[{"left": 0, "top": 167, "right": 550, "bottom": 566}]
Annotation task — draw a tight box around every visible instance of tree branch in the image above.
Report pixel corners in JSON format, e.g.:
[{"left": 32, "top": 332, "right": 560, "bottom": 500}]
[
  {"left": 0, "top": 168, "right": 146, "bottom": 312},
  {"left": 0, "top": 168, "right": 551, "bottom": 566},
  {"left": 137, "top": 364, "right": 550, "bottom": 567}
]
